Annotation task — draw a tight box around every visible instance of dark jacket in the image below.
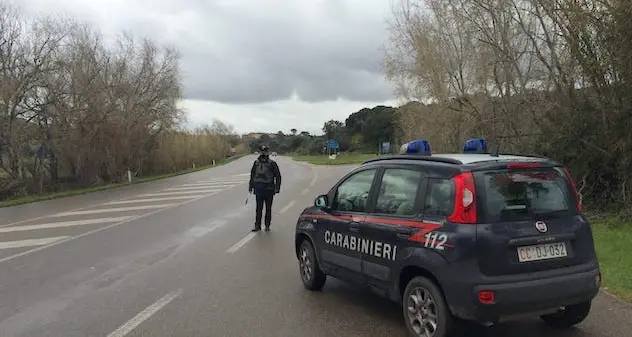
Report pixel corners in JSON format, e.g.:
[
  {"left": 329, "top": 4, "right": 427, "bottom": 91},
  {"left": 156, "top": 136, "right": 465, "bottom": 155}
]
[{"left": 249, "top": 155, "right": 281, "bottom": 194}]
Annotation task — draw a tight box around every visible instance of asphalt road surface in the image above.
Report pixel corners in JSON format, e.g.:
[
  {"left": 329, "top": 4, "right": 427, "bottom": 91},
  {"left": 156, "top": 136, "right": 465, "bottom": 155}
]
[{"left": 0, "top": 155, "right": 630, "bottom": 337}]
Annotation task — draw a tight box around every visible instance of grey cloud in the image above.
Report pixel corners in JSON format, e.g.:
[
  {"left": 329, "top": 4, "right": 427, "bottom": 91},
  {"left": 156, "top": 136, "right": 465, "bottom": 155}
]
[
  {"left": 166, "top": 1, "right": 393, "bottom": 103},
  {"left": 17, "top": 0, "right": 395, "bottom": 104}
]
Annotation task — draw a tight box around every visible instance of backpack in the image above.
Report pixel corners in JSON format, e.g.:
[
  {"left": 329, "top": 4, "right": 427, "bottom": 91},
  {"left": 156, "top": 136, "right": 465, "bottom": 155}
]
[{"left": 253, "top": 160, "right": 274, "bottom": 185}]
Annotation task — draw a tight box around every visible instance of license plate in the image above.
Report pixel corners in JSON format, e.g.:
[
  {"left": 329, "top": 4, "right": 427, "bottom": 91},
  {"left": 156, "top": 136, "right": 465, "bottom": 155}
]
[{"left": 517, "top": 242, "right": 567, "bottom": 262}]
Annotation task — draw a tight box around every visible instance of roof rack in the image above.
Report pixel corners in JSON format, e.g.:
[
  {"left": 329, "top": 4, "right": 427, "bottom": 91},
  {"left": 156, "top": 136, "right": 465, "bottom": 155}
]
[{"left": 362, "top": 154, "right": 462, "bottom": 165}]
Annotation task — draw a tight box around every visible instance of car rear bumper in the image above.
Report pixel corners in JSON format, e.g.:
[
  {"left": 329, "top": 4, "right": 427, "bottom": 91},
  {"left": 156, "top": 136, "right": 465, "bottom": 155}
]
[{"left": 456, "top": 268, "right": 600, "bottom": 322}]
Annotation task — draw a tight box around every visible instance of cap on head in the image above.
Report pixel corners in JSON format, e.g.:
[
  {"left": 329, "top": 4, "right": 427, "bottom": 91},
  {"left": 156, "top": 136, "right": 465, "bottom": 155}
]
[{"left": 259, "top": 145, "right": 270, "bottom": 153}]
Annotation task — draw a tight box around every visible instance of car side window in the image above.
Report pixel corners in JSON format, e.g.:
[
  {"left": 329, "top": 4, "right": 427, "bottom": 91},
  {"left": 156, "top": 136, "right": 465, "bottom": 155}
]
[
  {"left": 332, "top": 169, "right": 377, "bottom": 213},
  {"left": 374, "top": 168, "right": 423, "bottom": 216},
  {"left": 424, "top": 179, "right": 455, "bottom": 216}
]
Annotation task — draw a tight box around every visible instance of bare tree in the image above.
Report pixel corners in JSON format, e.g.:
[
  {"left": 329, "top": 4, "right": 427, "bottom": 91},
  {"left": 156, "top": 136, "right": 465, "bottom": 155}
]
[
  {"left": 385, "top": 0, "right": 632, "bottom": 211},
  {"left": 0, "top": 1, "right": 234, "bottom": 200}
]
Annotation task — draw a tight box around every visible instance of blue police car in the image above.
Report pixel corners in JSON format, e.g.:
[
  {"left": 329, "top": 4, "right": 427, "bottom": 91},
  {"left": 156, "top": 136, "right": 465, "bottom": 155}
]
[{"left": 294, "top": 138, "right": 600, "bottom": 337}]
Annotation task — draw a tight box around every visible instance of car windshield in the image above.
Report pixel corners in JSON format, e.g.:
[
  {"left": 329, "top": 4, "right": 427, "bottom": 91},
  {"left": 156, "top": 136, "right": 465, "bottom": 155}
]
[{"left": 476, "top": 167, "right": 574, "bottom": 222}]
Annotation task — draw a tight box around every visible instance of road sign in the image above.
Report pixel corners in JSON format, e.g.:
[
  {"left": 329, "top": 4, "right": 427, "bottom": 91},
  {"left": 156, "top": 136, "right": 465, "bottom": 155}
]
[
  {"left": 381, "top": 142, "right": 391, "bottom": 154},
  {"left": 36, "top": 144, "right": 54, "bottom": 159},
  {"left": 327, "top": 139, "right": 339, "bottom": 149}
]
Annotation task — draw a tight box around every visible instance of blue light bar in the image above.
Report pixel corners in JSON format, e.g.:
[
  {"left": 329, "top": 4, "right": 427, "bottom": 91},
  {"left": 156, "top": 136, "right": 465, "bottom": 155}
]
[
  {"left": 463, "top": 138, "right": 488, "bottom": 153},
  {"left": 400, "top": 139, "right": 431, "bottom": 155}
]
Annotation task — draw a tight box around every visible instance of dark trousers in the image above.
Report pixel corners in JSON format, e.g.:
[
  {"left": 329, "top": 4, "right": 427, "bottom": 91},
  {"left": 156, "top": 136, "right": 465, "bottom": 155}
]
[{"left": 255, "top": 191, "right": 274, "bottom": 227}]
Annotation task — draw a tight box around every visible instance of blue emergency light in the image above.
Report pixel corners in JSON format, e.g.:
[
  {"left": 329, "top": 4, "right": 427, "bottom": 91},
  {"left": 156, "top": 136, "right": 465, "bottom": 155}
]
[
  {"left": 463, "top": 138, "right": 488, "bottom": 153},
  {"left": 400, "top": 139, "right": 431, "bottom": 155}
]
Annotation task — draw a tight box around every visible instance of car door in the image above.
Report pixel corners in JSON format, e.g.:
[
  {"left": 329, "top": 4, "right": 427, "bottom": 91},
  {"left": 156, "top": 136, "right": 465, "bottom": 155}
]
[
  {"left": 360, "top": 166, "right": 426, "bottom": 291},
  {"left": 317, "top": 168, "right": 378, "bottom": 283}
]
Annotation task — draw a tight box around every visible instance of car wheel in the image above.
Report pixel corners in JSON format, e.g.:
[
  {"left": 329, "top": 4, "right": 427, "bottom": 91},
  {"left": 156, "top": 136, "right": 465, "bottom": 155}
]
[
  {"left": 541, "top": 301, "right": 591, "bottom": 329},
  {"left": 403, "top": 276, "right": 452, "bottom": 337},
  {"left": 298, "top": 240, "right": 326, "bottom": 291}
]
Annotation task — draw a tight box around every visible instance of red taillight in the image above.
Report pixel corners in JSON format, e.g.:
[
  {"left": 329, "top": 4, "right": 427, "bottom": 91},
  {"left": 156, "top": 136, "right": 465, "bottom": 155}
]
[
  {"left": 447, "top": 172, "right": 477, "bottom": 224},
  {"left": 563, "top": 167, "right": 582, "bottom": 212},
  {"left": 507, "top": 162, "right": 541, "bottom": 169},
  {"left": 478, "top": 290, "right": 495, "bottom": 304}
]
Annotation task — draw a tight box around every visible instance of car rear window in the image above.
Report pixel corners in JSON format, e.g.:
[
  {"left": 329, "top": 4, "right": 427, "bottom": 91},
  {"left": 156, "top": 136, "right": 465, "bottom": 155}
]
[{"left": 475, "top": 167, "right": 575, "bottom": 222}]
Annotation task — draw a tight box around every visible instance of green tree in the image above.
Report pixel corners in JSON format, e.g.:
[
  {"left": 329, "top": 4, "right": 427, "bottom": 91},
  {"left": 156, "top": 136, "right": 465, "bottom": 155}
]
[{"left": 322, "top": 120, "right": 345, "bottom": 139}]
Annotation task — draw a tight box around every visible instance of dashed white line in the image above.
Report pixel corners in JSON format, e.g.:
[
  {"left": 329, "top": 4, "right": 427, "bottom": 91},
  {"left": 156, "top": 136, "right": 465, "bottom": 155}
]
[
  {"left": 309, "top": 171, "right": 318, "bottom": 187},
  {"left": 103, "top": 196, "right": 197, "bottom": 205},
  {"left": 106, "top": 289, "right": 183, "bottom": 337},
  {"left": 226, "top": 233, "right": 257, "bottom": 254},
  {"left": 0, "top": 217, "right": 131, "bottom": 233},
  {"left": 50, "top": 204, "right": 175, "bottom": 217},
  {"left": 300, "top": 169, "right": 318, "bottom": 195},
  {"left": 279, "top": 201, "right": 296, "bottom": 214},
  {"left": 0, "top": 236, "right": 69, "bottom": 250}
]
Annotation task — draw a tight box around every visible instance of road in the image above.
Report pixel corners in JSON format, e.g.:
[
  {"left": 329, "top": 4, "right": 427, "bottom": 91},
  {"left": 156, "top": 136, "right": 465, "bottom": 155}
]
[{"left": 0, "top": 155, "right": 629, "bottom": 337}]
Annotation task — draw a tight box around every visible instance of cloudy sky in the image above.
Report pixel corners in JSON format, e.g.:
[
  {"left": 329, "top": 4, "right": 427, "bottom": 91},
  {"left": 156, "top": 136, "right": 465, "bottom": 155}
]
[{"left": 11, "top": 0, "right": 398, "bottom": 135}]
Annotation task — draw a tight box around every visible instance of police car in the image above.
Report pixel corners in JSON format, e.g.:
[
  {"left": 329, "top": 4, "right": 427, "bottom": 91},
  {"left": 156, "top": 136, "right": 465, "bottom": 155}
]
[{"left": 294, "top": 138, "right": 600, "bottom": 337}]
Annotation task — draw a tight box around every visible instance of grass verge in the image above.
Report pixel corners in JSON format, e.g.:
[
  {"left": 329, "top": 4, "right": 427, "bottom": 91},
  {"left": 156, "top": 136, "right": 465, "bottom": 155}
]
[
  {"left": 591, "top": 217, "right": 632, "bottom": 303},
  {"left": 292, "top": 153, "right": 379, "bottom": 165},
  {"left": 0, "top": 154, "right": 245, "bottom": 208}
]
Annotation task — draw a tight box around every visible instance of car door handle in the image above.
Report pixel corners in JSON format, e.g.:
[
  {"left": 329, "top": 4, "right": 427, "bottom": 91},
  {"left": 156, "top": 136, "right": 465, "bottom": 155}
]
[
  {"left": 349, "top": 221, "right": 361, "bottom": 232},
  {"left": 396, "top": 227, "right": 412, "bottom": 238}
]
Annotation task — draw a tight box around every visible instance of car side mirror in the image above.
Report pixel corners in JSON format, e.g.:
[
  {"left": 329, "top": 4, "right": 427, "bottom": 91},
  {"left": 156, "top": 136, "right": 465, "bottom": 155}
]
[{"left": 315, "top": 195, "right": 329, "bottom": 209}]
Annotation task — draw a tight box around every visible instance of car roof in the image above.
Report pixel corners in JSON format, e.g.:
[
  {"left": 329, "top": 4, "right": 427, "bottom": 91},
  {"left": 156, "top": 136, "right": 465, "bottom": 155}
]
[
  {"left": 431, "top": 153, "right": 548, "bottom": 164},
  {"left": 363, "top": 153, "right": 558, "bottom": 167}
]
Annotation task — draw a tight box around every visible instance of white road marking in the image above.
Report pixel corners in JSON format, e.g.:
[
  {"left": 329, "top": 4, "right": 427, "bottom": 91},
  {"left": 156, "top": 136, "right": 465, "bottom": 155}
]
[
  {"left": 106, "top": 289, "right": 183, "bottom": 337},
  {"left": 279, "top": 201, "right": 296, "bottom": 214},
  {"left": 50, "top": 204, "right": 175, "bottom": 217},
  {"left": 235, "top": 173, "right": 250, "bottom": 176},
  {"left": 0, "top": 188, "right": 224, "bottom": 265},
  {"left": 0, "top": 217, "right": 131, "bottom": 233},
  {"left": 0, "top": 236, "right": 69, "bottom": 250},
  {"left": 0, "top": 205, "right": 95, "bottom": 229},
  {"left": 196, "top": 179, "right": 248, "bottom": 184},
  {"left": 300, "top": 170, "right": 318, "bottom": 195},
  {"left": 140, "top": 190, "right": 220, "bottom": 197},
  {"left": 309, "top": 171, "right": 318, "bottom": 187},
  {"left": 164, "top": 186, "right": 232, "bottom": 191},
  {"left": 180, "top": 182, "right": 237, "bottom": 187},
  {"left": 103, "top": 196, "right": 198, "bottom": 205},
  {"left": 226, "top": 233, "right": 257, "bottom": 254}
]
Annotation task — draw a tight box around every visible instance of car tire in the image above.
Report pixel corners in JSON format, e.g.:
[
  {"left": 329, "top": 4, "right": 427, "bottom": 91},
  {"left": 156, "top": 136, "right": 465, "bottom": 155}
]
[
  {"left": 298, "top": 240, "right": 326, "bottom": 291},
  {"left": 540, "top": 301, "right": 591, "bottom": 329},
  {"left": 403, "top": 276, "right": 452, "bottom": 337}
]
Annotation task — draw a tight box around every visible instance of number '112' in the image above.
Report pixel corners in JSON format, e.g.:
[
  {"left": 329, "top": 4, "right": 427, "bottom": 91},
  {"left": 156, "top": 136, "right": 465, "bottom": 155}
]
[{"left": 424, "top": 232, "right": 447, "bottom": 250}]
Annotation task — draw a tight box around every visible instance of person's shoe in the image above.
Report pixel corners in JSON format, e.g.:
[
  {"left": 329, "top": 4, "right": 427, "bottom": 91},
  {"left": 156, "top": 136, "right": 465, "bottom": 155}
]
[
  {"left": 251, "top": 226, "right": 261, "bottom": 232},
  {"left": 264, "top": 225, "right": 270, "bottom": 231}
]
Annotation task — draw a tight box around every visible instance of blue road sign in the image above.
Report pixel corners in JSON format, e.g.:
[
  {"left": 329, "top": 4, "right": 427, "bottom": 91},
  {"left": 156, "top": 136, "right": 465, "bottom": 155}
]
[
  {"left": 327, "top": 139, "right": 339, "bottom": 149},
  {"left": 36, "top": 144, "right": 53, "bottom": 159},
  {"left": 381, "top": 142, "right": 391, "bottom": 154}
]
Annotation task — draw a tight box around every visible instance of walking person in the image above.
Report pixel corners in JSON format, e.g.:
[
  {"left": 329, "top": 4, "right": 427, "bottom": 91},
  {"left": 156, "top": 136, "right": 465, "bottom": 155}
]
[{"left": 248, "top": 145, "right": 281, "bottom": 232}]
